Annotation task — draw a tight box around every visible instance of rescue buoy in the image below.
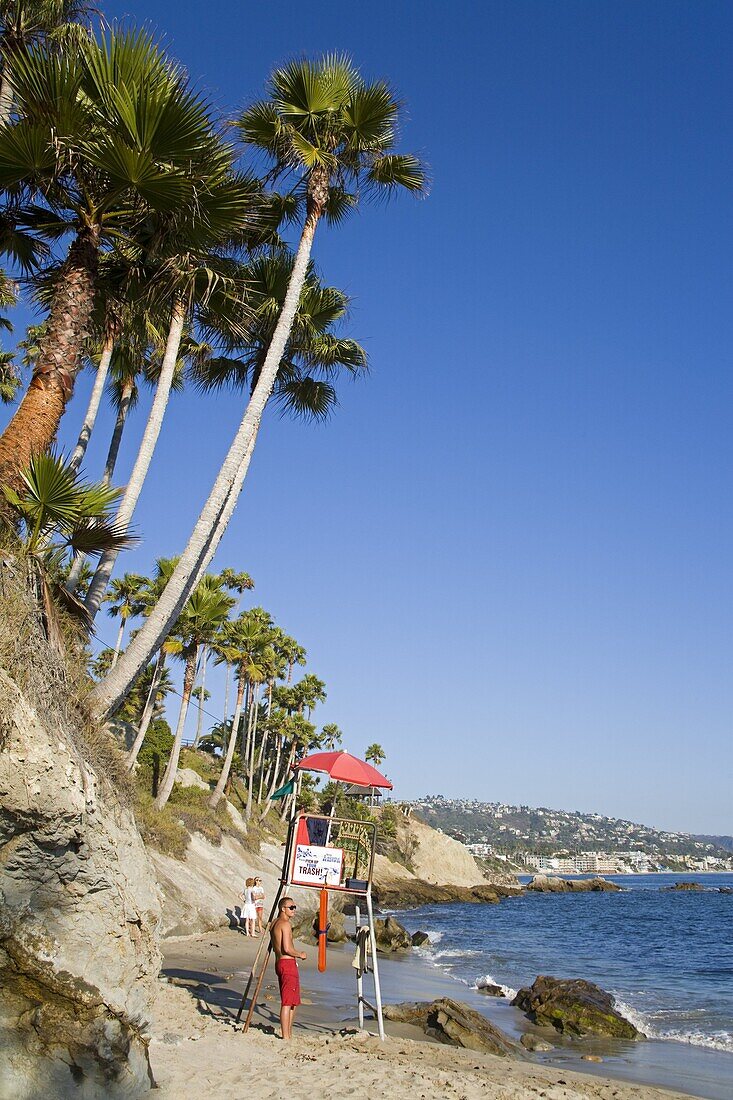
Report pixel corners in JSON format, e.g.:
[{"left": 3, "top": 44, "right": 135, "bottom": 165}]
[{"left": 317, "top": 886, "right": 328, "bottom": 972}]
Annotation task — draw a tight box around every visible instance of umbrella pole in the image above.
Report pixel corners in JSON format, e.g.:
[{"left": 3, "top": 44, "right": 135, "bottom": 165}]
[{"left": 326, "top": 780, "right": 340, "bottom": 846}]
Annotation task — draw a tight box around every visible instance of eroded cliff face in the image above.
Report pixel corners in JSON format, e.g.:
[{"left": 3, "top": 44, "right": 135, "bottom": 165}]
[{"left": 0, "top": 671, "right": 162, "bottom": 1099}]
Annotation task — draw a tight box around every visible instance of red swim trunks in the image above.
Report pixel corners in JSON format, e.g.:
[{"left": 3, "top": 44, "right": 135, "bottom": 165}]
[{"left": 275, "top": 957, "right": 301, "bottom": 1007}]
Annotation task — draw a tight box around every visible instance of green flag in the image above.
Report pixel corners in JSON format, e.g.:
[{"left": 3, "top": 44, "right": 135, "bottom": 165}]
[{"left": 271, "top": 778, "right": 295, "bottom": 801}]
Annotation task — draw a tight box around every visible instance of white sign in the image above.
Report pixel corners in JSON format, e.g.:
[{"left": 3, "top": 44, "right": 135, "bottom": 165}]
[{"left": 292, "top": 844, "right": 344, "bottom": 887}]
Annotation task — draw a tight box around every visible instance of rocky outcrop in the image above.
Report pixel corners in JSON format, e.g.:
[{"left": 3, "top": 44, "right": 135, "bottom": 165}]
[
  {"left": 525, "top": 875, "right": 621, "bottom": 893},
  {"left": 661, "top": 882, "right": 705, "bottom": 892},
  {"left": 373, "top": 879, "right": 518, "bottom": 909},
  {"left": 383, "top": 998, "right": 520, "bottom": 1055},
  {"left": 512, "top": 976, "right": 643, "bottom": 1039},
  {"left": 0, "top": 671, "right": 162, "bottom": 1099},
  {"left": 374, "top": 916, "right": 412, "bottom": 952}
]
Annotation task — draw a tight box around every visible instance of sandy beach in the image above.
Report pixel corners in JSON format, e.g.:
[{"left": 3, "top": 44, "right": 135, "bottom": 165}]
[{"left": 147, "top": 928, "right": 706, "bottom": 1100}]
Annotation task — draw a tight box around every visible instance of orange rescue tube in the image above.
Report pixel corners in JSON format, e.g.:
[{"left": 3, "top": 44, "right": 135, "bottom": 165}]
[{"left": 317, "top": 887, "right": 328, "bottom": 972}]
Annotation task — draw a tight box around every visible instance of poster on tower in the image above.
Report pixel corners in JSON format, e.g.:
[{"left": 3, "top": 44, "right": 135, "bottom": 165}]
[{"left": 292, "top": 844, "right": 344, "bottom": 887}]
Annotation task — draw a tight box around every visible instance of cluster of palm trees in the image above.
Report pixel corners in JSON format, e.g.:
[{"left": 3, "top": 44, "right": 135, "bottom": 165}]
[
  {"left": 100, "top": 561, "right": 338, "bottom": 820},
  {"left": 0, "top": 2, "right": 423, "bottom": 805}
]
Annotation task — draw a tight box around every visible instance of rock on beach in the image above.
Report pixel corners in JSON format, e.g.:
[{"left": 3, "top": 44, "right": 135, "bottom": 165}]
[
  {"left": 383, "top": 998, "right": 520, "bottom": 1055},
  {"left": 512, "top": 976, "right": 643, "bottom": 1040}
]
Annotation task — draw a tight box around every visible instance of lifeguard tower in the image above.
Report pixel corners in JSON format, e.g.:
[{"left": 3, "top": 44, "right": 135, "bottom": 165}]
[{"left": 236, "top": 751, "right": 392, "bottom": 1039}]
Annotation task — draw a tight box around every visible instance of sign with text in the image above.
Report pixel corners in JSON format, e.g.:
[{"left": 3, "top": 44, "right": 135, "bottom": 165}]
[{"left": 292, "top": 844, "right": 344, "bottom": 887}]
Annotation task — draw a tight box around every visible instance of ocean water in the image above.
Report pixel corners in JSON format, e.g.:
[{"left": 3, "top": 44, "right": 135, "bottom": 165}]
[{"left": 398, "top": 872, "right": 733, "bottom": 1095}]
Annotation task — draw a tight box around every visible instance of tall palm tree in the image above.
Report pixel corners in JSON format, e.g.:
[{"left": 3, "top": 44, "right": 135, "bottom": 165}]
[
  {"left": 105, "top": 572, "right": 144, "bottom": 669},
  {"left": 153, "top": 573, "right": 234, "bottom": 810},
  {"left": 81, "top": 234, "right": 260, "bottom": 620},
  {"left": 63, "top": 319, "right": 188, "bottom": 594},
  {"left": 0, "top": 29, "right": 246, "bottom": 491},
  {"left": 92, "top": 54, "right": 425, "bottom": 718}
]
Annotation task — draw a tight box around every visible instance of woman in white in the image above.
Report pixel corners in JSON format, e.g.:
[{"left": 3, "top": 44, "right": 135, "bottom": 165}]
[
  {"left": 252, "top": 876, "right": 265, "bottom": 934},
  {"left": 241, "top": 877, "right": 257, "bottom": 936}
]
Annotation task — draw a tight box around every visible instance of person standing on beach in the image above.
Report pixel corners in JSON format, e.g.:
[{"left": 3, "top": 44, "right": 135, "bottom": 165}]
[
  {"left": 270, "top": 896, "right": 306, "bottom": 1040},
  {"left": 253, "top": 876, "right": 265, "bottom": 934},
  {"left": 241, "top": 877, "right": 257, "bottom": 936}
]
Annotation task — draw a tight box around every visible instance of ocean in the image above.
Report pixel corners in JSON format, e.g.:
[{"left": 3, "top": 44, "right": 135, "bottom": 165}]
[{"left": 390, "top": 872, "right": 733, "bottom": 1099}]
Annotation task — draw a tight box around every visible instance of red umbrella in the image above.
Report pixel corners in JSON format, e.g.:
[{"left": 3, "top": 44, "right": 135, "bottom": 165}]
[{"left": 293, "top": 750, "right": 392, "bottom": 790}]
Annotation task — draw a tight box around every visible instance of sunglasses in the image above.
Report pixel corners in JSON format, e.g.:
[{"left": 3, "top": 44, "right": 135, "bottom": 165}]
[{"left": 286, "top": 905, "right": 297, "bottom": 910}]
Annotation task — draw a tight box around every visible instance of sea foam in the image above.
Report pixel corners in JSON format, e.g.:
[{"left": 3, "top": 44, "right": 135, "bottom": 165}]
[{"left": 613, "top": 999, "right": 733, "bottom": 1053}]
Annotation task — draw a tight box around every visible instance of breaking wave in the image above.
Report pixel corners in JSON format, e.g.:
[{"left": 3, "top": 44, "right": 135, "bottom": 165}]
[{"left": 613, "top": 999, "right": 733, "bottom": 1053}]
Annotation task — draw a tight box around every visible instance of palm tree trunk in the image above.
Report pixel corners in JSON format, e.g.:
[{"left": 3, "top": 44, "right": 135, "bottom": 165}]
[
  {"left": 223, "top": 661, "right": 231, "bottom": 722},
  {"left": 153, "top": 648, "right": 196, "bottom": 810},
  {"left": 92, "top": 203, "right": 324, "bottom": 716},
  {"left": 126, "top": 650, "right": 166, "bottom": 770},
  {"left": 65, "top": 375, "right": 133, "bottom": 593},
  {"left": 209, "top": 672, "right": 246, "bottom": 809},
  {"left": 192, "top": 646, "right": 208, "bottom": 749},
  {"left": 262, "top": 734, "right": 282, "bottom": 810},
  {"left": 0, "top": 226, "right": 100, "bottom": 494},
  {"left": 103, "top": 380, "right": 133, "bottom": 484},
  {"left": 69, "top": 334, "right": 115, "bottom": 474},
  {"left": 111, "top": 615, "right": 125, "bottom": 669},
  {"left": 0, "top": 71, "right": 14, "bottom": 125},
  {"left": 84, "top": 297, "right": 186, "bottom": 619},
  {"left": 241, "top": 679, "right": 253, "bottom": 762},
  {"left": 245, "top": 688, "right": 260, "bottom": 822},
  {"left": 256, "top": 681, "right": 273, "bottom": 803}
]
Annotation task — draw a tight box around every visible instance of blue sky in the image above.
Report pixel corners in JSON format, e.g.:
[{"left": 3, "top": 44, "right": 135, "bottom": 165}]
[{"left": 4, "top": 1, "right": 732, "bottom": 834}]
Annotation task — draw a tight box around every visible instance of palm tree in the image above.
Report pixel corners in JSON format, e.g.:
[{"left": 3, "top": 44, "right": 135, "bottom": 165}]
[
  {"left": 191, "top": 253, "right": 367, "bottom": 420},
  {"left": 67, "top": 258, "right": 147, "bottom": 474},
  {"left": 63, "top": 318, "right": 188, "bottom": 594},
  {"left": 92, "top": 54, "right": 425, "bottom": 718},
  {"left": 322, "top": 724, "right": 343, "bottom": 751},
  {"left": 105, "top": 573, "right": 144, "bottom": 668},
  {"left": 153, "top": 573, "right": 234, "bottom": 810},
  {"left": 0, "top": 29, "right": 248, "bottom": 491},
  {"left": 0, "top": 0, "right": 95, "bottom": 122},
  {"left": 365, "top": 743, "right": 385, "bottom": 768},
  {"left": 81, "top": 227, "right": 260, "bottom": 621},
  {"left": 2, "top": 450, "right": 133, "bottom": 645}
]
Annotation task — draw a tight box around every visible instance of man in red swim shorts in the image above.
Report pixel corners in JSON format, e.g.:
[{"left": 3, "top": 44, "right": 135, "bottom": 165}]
[{"left": 270, "top": 896, "right": 306, "bottom": 1039}]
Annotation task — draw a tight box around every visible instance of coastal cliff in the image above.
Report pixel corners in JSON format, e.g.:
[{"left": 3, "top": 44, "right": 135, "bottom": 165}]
[
  {"left": 372, "top": 809, "right": 520, "bottom": 908},
  {"left": 0, "top": 579, "right": 161, "bottom": 1100}
]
